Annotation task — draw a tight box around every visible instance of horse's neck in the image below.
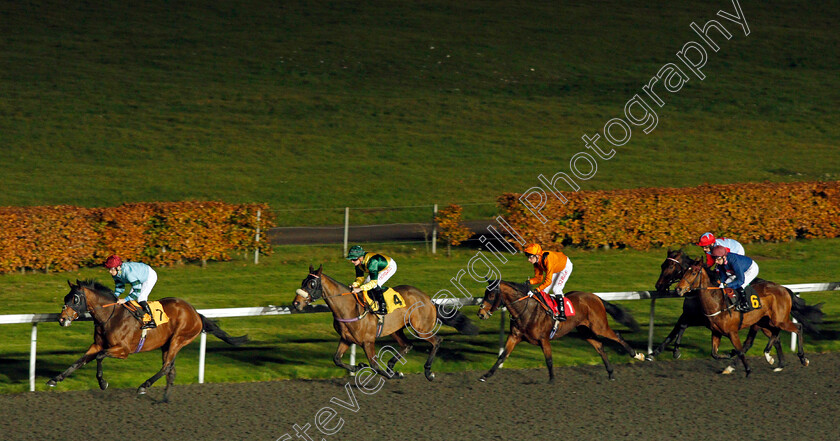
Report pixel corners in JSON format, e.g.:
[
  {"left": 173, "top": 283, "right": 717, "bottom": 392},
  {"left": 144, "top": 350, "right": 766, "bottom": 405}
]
[
  {"left": 84, "top": 290, "right": 118, "bottom": 324},
  {"left": 320, "top": 275, "right": 358, "bottom": 314},
  {"left": 696, "top": 273, "right": 726, "bottom": 312},
  {"left": 502, "top": 286, "right": 536, "bottom": 323}
]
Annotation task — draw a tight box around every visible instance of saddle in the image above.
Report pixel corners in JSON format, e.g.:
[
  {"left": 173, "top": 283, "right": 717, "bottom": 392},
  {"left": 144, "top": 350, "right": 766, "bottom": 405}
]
[
  {"left": 125, "top": 300, "right": 170, "bottom": 326},
  {"left": 361, "top": 288, "right": 406, "bottom": 315},
  {"left": 532, "top": 292, "right": 576, "bottom": 318},
  {"left": 722, "top": 286, "right": 761, "bottom": 312}
]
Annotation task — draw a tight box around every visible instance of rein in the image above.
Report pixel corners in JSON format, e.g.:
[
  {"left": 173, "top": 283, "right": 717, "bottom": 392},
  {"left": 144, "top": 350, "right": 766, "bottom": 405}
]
[
  {"left": 302, "top": 273, "right": 370, "bottom": 323},
  {"left": 684, "top": 269, "right": 733, "bottom": 317}
]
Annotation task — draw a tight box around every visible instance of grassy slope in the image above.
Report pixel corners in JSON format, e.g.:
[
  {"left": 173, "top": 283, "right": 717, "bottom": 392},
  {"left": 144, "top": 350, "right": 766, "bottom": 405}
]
[
  {"left": 1, "top": 238, "right": 838, "bottom": 393},
  {"left": 0, "top": 1, "right": 838, "bottom": 224}
]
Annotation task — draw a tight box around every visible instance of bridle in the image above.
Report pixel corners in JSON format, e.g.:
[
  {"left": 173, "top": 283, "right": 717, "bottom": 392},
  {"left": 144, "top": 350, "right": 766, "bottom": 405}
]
[
  {"left": 480, "top": 283, "right": 531, "bottom": 321},
  {"left": 660, "top": 256, "right": 688, "bottom": 288},
  {"left": 62, "top": 287, "right": 118, "bottom": 327},
  {"left": 681, "top": 266, "right": 732, "bottom": 317},
  {"left": 296, "top": 273, "right": 368, "bottom": 322}
]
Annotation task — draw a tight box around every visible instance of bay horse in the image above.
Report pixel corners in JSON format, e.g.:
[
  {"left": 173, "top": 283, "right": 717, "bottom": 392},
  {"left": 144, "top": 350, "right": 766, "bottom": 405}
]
[
  {"left": 649, "top": 249, "right": 768, "bottom": 363},
  {"left": 292, "top": 265, "right": 478, "bottom": 381},
  {"left": 476, "top": 280, "right": 645, "bottom": 382},
  {"left": 675, "top": 264, "right": 823, "bottom": 376},
  {"left": 49, "top": 280, "right": 248, "bottom": 402}
]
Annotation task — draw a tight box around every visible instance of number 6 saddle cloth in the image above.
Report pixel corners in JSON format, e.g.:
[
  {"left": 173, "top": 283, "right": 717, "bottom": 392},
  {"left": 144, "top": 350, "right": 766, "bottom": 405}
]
[
  {"left": 126, "top": 300, "right": 171, "bottom": 325},
  {"left": 362, "top": 288, "right": 406, "bottom": 314}
]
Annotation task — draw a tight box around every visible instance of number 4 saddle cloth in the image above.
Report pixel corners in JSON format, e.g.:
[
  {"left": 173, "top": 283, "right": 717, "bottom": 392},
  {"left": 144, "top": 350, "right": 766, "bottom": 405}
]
[
  {"left": 362, "top": 288, "right": 406, "bottom": 314},
  {"left": 126, "top": 300, "right": 171, "bottom": 325}
]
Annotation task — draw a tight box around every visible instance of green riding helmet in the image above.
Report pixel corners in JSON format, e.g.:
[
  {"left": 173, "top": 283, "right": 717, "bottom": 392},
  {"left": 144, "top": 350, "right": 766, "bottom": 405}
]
[{"left": 347, "top": 245, "right": 366, "bottom": 260}]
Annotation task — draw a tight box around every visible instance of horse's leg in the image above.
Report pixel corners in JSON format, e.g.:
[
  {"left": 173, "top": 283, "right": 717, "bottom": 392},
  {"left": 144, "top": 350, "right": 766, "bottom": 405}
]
[
  {"left": 584, "top": 337, "right": 615, "bottom": 380},
  {"left": 739, "top": 325, "right": 762, "bottom": 356},
  {"left": 479, "top": 333, "right": 522, "bottom": 382},
  {"left": 648, "top": 319, "right": 686, "bottom": 360},
  {"left": 593, "top": 322, "right": 644, "bottom": 362},
  {"left": 782, "top": 320, "right": 809, "bottom": 366},
  {"left": 421, "top": 335, "right": 442, "bottom": 382},
  {"left": 387, "top": 330, "right": 414, "bottom": 378},
  {"left": 138, "top": 338, "right": 187, "bottom": 397},
  {"left": 539, "top": 338, "right": 555, "bottom": 383},
  {"left": 761, "top": 328, "right": 785, "bottom": 371},
  {"left": 47, "top": 343, "right": 102, "bottom": 386},
  {"left": 95, "top": 357, "right": 108, "bottom": 390},
  {"left": 709, "top": 331, "right": 738, "bottom": 375},
  {"left": 333, "top": 339, "right": 363, "bottom": 373},
  {"left": 727, "top": 331, "right": 751, "bottom": 377},
  {"left": 159, "top": 343, "right": 176, "bottom": 403}
]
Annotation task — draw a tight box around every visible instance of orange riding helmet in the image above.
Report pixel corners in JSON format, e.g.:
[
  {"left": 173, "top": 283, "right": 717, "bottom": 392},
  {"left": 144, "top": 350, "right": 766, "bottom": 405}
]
[{"left": 523, "top": 243, "right": 542, "bottom": 256}]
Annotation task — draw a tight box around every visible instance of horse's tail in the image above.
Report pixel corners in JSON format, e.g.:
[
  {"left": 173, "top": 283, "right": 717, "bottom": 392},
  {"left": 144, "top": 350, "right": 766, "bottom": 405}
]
[
  {"left": 199, "top": 314, "right": 250, "bottom": 346},
  {"left": 435, "top": 304, "right": 479, "bottom": 335},
  {"left": 785, "top": 287, "right": 824, "bottom": 335},
  {"left": 602, "top": 300, "right": 641, "bottom": 333}
]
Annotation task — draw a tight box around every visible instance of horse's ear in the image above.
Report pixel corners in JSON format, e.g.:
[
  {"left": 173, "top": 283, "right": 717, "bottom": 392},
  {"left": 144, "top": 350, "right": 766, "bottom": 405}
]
[
  {"left": 75, "top": 279, "right": 81, "bottom": 286},
  {"left": 317, "top": 264, "right": 323, "bottom": 274},
  {"left": 67, "top": 280, "right": 74, "bottom": 288},
  {"left": 309, "top": 264, "right": 314, "bottom": 273}
]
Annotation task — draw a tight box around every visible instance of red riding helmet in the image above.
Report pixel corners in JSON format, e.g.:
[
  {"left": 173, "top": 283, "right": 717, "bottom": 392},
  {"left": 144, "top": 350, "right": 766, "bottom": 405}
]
[
  {"left": 710, "top": 245, "right": 728, "bottom": 258},
  {"left": 104, "top": 255, "right": 123, "bottom": 269},
  {"left": 696, "top": 232, "right": 716, "bottom": 247}
]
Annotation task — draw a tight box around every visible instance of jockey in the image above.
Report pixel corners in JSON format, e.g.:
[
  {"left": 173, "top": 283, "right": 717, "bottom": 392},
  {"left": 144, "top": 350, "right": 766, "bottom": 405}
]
[
  {"left": 104, "top": 255, "right": 158, "bottom": 329},
  {"left": 346, "top": 245, "right": 396, "bottom": 315},
  {"left": 697, "top": 232, "right": 745, "bottom": 267},
  {"left": 524, "top": 243, "right": 573, "bottom": 321},
  {"left": 711, "top": 245, "right": 759, "bottom": 312}
]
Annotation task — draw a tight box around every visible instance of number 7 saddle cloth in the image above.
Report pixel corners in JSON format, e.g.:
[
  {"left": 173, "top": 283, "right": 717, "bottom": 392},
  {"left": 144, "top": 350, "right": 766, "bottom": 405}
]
[{"left": 126, "top": 300, "right": 171, "bottom": 325}]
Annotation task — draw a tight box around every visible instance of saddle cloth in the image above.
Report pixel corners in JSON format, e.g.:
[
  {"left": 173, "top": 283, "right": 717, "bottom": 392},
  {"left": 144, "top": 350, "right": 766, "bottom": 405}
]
[
  {"left": 539, "top": 293, "right": 576, "bottom": 317},
  {"left": 363, "top": 288, "right": 406, "bottom": 314},
  {"left": 723, "top": 286, "right": 761, "bottom": 311},
  {"left": 127, "top": 300, "right": 170, "bottom": 325}
]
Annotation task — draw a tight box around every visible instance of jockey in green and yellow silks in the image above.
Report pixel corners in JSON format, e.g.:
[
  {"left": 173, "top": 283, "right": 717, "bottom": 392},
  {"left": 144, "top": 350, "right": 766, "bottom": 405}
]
[{"left": 347, "top": 245, "right": 397, "bottom": 315}]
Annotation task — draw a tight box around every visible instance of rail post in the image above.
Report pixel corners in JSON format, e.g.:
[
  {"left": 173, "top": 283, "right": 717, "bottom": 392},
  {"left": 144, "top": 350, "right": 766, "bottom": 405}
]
[{"left": 30, "top": 323, "right": 37, "bottom": 392}]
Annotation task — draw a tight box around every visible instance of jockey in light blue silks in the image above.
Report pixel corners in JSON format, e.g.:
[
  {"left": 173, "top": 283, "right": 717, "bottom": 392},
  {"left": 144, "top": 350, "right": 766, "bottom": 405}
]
[{"left": 105, "top": 255, "right": 158, "bottom": 329}]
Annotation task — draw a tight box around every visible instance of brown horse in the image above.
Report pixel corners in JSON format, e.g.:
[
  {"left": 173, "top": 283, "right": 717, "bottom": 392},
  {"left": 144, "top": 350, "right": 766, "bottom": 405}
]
[
  {"left": 477, "top": 280, "right": 644, "bottom": 382},
  {"left": 649, "top": 249, "right": 768, "bottom": 363},
  {"left": 675, "top": 264, "right": 823, "bottom": 376},
  {"left": 292, "top": 265, "right": 477, "bottom": 381},
  {"left": 49, "top": 280, "right": 248, "bottom": 401}
]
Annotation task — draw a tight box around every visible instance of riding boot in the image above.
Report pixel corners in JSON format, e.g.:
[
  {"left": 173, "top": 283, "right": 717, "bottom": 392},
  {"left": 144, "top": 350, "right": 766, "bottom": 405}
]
[
  {"left": 735, "top": 288, "right": 749, "bottom": 312},
  {"left": 139, "top": 301, "right": 157, "bottom": 329},
  {"left": 370, "top": 287, "right": 388, "bottom": 315},
  {"left": 553, "top": 294, "right": 567, "bottom": 321}
]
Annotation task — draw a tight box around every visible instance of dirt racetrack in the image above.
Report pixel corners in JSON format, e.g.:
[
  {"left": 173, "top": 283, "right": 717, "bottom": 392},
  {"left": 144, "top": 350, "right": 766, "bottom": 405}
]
[{"left": 2, "top": 352, "right": 839, "bottom": 441}]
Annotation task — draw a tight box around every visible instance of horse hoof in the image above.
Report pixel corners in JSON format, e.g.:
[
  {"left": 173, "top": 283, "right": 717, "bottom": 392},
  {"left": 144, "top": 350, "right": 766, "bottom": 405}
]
[
  {"left": 634, "top": 353, "right": 645, "bottom": 361},
  {"left": 764, "top": 352, "right": 775, "bottom": 365},
  {"left": 773, "top": 367, "right": 784, "bottom": 372},
  {"left": 425, "top": 372, "right": 435, "bottom": 381},
  {"left": 46, "top": 379, "right": 57, "bottom": 387},
  {"left": 99, "top": 380, "right": 109, "bottom": 390},
  {"left": 137, "top": 386, "right": 147, "bottom": 395},
  {"left": 721, "top": 366, "right": 735, "bottom": 375},
  {"left": 802, "top": 358, "right": 810, "bottom": 367},
  {"left": 644, "top": 354, "right": 655, "bottom": 362},
  {"left": 673, "top": 350, "right": 682, "bottom": 360},
  {"left": 397, "top": 372, "right": 405, "bottom": 379},
  {"left": 478, "top": 377, "right": 486, "bottom": 382}
]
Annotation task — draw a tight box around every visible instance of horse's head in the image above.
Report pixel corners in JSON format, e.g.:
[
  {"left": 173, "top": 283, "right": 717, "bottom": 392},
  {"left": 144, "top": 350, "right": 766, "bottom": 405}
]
[
  {"left": 58, "top": 281, "right": 88, "bottom": 327},
  {"left": 293, "top": 265, "right": 324, "bottom": 311},
  {"left": 477, "top": 280, "right": 504, "bottom": 319},
  {"left": 675, "top": 261, "right": 709, "bottom": 296},
  {"left": 655, "top": 249, "right": 687, "bottom": 293}
]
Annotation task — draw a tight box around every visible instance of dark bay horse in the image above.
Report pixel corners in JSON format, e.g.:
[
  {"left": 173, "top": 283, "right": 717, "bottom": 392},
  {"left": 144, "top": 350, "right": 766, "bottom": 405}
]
[
  {"left": 675, "top": 264, "right": 823, "bottom": 376},
  {"left": 292, "top": 265, "right": 478, "bottom": 381},
  {"left": 477, "top": 280, "right": 644, "bottom": 382},
  {"left": 49, "top": 280, "right": 248, "bottom": 401},
  {"left": 649, "top": 249, "right": 767, "bottom": 362}
]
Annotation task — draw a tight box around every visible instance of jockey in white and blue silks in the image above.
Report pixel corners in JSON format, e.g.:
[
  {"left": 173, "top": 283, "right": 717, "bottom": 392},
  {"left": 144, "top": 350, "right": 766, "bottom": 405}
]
[
  {"left": 105, "top": 255, "right": 158, "bottom": 329},
  {"left": 697, "top": 232, "right": 745, "bottom": 267},
  {"left": 711, "top": 245, "right": 759, "bottom": 312}
]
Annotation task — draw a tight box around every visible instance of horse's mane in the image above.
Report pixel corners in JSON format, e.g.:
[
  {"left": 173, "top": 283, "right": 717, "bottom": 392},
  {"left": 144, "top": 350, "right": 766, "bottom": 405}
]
[
  {"left": 504, "top": 280, "right": 530, "bottom": 294},
  {"left": 77, "top": 279, "right": 117, "bottom": 300}
]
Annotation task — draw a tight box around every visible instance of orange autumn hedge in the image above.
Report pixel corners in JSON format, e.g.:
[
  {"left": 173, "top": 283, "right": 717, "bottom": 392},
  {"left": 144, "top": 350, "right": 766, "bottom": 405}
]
[
  {"left": 499, "top": 181, "right": 840, "bottom": 251},
  {"left": 0, "top": 202, "right": 273, "bottom": 273}
]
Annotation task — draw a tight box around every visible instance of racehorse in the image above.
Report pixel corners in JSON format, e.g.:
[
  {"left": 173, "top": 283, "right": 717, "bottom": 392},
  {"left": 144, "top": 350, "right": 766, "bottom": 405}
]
[
  {"left": 649, "top": 249, "right": 767, "bottom": 363},
  {"left": 49, "top": 280, "right": 248, "bottom": 402},
  {"left": 476, "top": 280, "right": 645, "bottom": 382},
  {"left": 675, "top": 264, "right": 823, "bottom": 376},
  {"left": 292, "top": 265, "right": 478, "bottom": 381}
]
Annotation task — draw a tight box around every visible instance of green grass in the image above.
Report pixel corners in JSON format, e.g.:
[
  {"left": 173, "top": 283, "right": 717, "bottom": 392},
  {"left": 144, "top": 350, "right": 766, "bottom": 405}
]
[
  {"left": 0, "top": 0, "right": 838, "bottom": 224},
  {"left": 1, "top": 237, "right": 838, "bottom": 394}
]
